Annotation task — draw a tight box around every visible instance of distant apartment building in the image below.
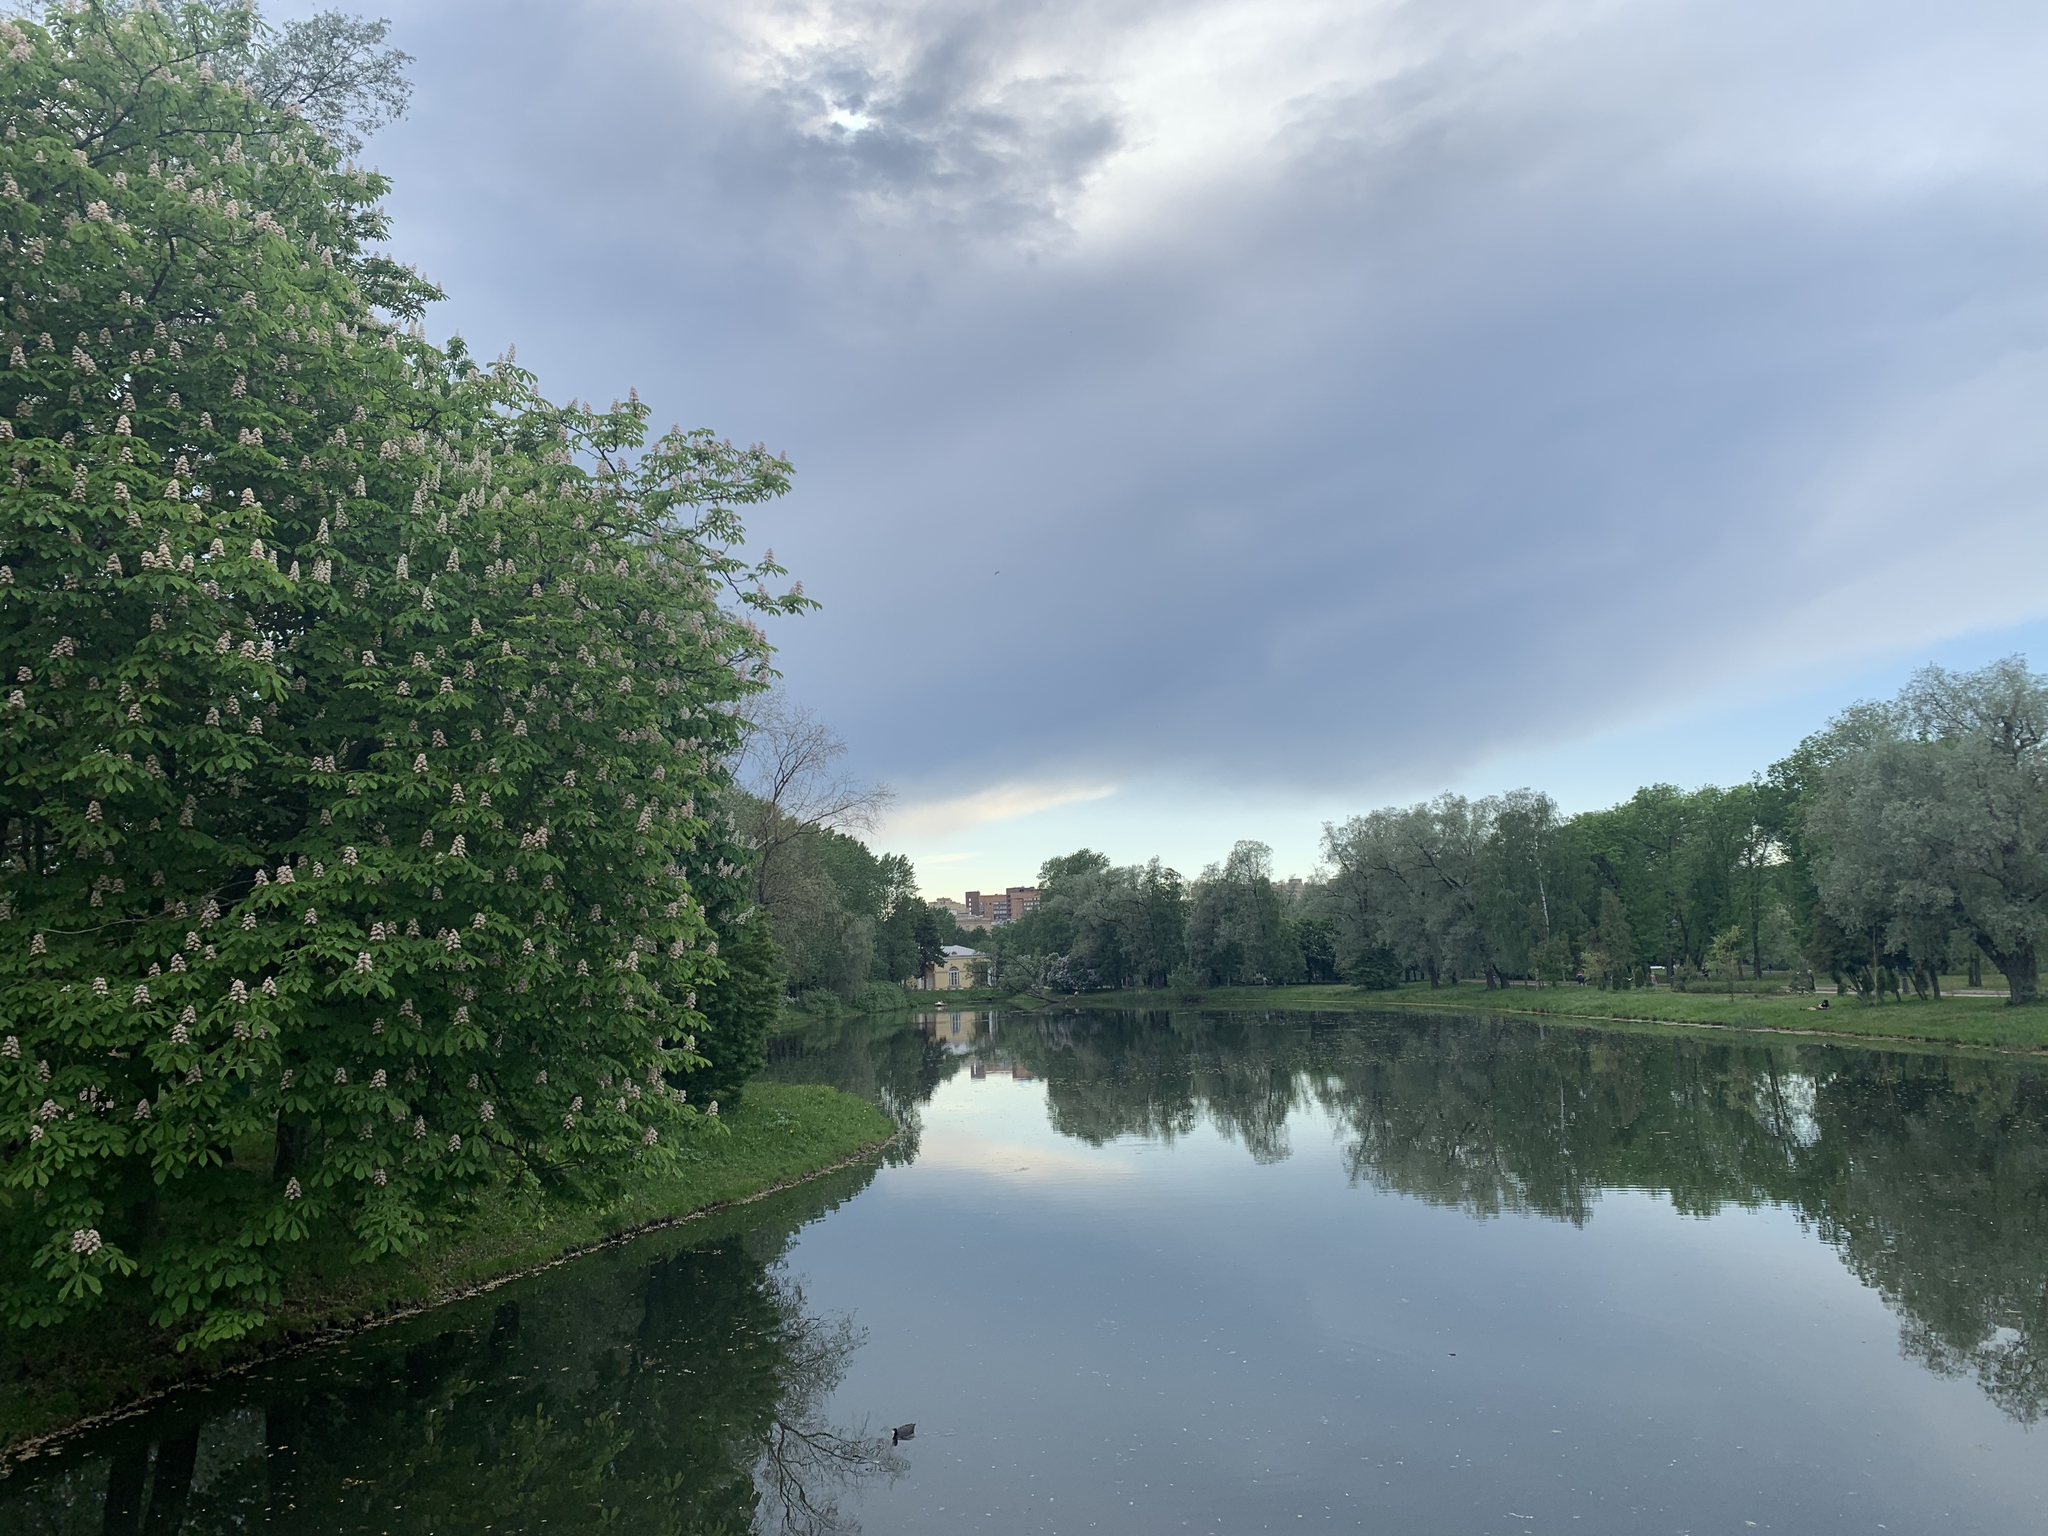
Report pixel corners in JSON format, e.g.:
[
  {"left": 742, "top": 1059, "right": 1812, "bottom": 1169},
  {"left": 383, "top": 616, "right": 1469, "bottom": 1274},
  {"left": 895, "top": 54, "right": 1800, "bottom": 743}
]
[{"left": 961, "top": 887, "right": 1041, "bottom": 925}]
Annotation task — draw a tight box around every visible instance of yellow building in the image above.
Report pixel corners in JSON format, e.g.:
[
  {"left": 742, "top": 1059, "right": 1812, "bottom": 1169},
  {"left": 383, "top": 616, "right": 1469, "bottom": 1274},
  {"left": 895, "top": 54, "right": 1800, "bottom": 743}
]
[{"left": 914, "top": 944, "right": 987, "bottom": 991}]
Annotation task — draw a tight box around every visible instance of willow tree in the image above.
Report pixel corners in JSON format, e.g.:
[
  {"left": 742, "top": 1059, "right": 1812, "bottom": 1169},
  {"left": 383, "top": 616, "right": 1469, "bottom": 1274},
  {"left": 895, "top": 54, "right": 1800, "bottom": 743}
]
[
  {"left": 0, "top": 0, "right": 803, "bottom": 1343},
  {"left": 1806, "top": 659, "right": 2048, "bottom": 1005}
]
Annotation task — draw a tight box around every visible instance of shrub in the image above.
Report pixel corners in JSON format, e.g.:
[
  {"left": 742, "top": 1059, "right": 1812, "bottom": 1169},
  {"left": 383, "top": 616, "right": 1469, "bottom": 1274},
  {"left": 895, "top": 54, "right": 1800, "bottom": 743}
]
[
  {"left": 1342, "top": 945, "right": 1403, "bottom": 991},
  {"left": 690, "top": 909, "right": 781, "bottom": 1109}
]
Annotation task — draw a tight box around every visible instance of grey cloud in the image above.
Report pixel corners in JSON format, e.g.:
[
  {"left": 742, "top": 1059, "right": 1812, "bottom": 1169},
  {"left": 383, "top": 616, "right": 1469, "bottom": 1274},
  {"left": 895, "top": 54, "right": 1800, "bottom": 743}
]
[
  {"left": 759, "top": 5, "right": 1125, "bottom": 237},
  {"left": 347, "top": 0, "right": 2046, "bottom": 808}
]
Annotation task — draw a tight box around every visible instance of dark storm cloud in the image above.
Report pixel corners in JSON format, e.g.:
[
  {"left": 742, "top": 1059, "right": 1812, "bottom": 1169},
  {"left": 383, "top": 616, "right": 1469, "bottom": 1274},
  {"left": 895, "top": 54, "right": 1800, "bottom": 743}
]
[{"left": 347, "top": 0, "right": 2047, "bottom": 811}]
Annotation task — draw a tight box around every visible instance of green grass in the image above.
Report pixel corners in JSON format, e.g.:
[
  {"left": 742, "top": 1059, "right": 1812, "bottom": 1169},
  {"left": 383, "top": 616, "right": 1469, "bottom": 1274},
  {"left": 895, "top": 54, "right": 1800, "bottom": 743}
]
[
  {"left": 1079, "top": 981, "right": 2048, "bottom": 1051},
  {"left": 0, "top": 1081, "right": 894, "bottom": 1452},
  {"left": 779, "top": 985, "right": 1015, "bottom": 1022}
]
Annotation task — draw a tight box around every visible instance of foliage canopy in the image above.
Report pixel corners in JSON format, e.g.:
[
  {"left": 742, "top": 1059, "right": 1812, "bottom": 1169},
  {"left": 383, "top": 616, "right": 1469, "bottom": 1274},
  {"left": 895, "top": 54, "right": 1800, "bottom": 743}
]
[{"left": 0, "top": 0, "right": 805, "bottom": 1343}]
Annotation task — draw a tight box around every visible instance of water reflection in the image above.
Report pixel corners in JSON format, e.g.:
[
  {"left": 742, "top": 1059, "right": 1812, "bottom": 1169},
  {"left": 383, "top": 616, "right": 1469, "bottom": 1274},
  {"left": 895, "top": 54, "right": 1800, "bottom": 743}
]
[
  {"left": 761, "top": 1019, "right": 954, "bottom": 1168},
  {"left": 773, "top": 1007, "right": 2048, "bottom": 1425},
  {"left": 0, "top": 1167, "right": 902, "bottom": 1534},
  {"left": 7, "top": 1007, "right": 2047, "bottom": 1534}
]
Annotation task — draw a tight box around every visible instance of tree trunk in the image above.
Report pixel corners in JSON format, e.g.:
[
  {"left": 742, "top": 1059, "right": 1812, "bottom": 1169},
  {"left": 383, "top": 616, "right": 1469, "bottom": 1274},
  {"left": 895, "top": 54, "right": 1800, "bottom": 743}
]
[
  {"left": 101, "top": 1436, "right": 151, "bottom": 1535},
  {"left": 272, "top": 1118, "right": 306, "bottom": 1183},
  {"left": 141, "top": 1429, "right": 200, "bottom": 1535},
  {"left": 1969, "top": 950, "right": 1983, "bottom": 988},
  {"left": 265, "top": 1398, "right": 302, "bottom": 1522},
  {"left": 1995, "top": 943, "right": 2037, "bottom": 1005}
]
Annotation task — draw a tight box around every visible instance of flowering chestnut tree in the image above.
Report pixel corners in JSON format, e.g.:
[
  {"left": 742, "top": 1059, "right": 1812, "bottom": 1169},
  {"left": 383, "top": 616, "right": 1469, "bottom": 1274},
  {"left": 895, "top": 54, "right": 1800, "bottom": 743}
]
[{"left": 0, "top": 1, "right": 804, "bottom": 1343}]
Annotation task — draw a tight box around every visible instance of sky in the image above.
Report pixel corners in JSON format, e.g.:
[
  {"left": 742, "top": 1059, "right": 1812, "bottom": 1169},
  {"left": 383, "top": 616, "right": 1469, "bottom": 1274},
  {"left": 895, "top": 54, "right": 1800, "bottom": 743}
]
[{"left": 301, "top": 0, "right": 2043, "bottom": 892}]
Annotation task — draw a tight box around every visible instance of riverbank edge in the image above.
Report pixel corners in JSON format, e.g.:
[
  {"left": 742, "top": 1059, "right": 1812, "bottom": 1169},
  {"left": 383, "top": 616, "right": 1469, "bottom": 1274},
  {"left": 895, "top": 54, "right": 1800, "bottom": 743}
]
[
  {"left": 0, "top": 1081, "right": 896, "bottom": 1462},
  {"left": 1039, "top": 985, "right": 2048, "bottom": 1053}
]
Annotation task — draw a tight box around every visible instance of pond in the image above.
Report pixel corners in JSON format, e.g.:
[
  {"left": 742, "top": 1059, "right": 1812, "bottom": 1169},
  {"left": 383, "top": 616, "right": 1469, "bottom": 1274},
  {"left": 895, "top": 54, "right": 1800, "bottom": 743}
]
[{"left": 4, "top": 1007, "right": 2047, "bottom": 1533}]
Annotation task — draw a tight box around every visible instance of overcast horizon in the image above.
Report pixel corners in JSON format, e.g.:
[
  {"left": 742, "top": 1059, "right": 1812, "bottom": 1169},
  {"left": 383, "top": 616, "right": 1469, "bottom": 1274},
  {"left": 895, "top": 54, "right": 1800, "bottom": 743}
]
[{"left": 297, "top": 0, "right": 2043, "bottom": 893}]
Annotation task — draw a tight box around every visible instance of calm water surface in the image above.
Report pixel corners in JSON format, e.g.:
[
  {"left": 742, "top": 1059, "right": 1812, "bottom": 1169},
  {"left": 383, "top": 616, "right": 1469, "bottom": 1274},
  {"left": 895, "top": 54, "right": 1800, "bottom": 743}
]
[{"left": 5, "top": 1007, "right": 2047, "bottom": 1534}]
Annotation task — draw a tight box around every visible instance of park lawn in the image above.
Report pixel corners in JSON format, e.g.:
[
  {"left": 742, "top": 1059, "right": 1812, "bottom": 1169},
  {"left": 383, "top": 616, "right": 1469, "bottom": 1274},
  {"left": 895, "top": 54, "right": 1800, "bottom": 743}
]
[
  {"left": 776, "top": 987, "right": 1013, "bottom": 1027},
  {"left": 0, "top": 1081, "right": 894, "bottom": 1453},
  {"left": 1078, "top": 981, "right": 2048, "bottom": 1051}
]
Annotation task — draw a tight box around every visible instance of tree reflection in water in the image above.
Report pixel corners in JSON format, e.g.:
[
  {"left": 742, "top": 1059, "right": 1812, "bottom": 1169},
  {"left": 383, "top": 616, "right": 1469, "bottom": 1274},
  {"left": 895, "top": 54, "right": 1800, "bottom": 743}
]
[
  {"left": 763, "top": 1020, "right": 953, "bottom": 1169},
  {"left": 772, "top": 1006, "right": 2048, "bottom": 1426},
  {"left": 9, "top": 1006, "right": 2046, "bottom": 1531},
  {"left": 753, "top": 1283, "right": 905, "bottom": 1536},
  {"left": 0, "top": 1169, "right": 901, "bottom": 1535}
]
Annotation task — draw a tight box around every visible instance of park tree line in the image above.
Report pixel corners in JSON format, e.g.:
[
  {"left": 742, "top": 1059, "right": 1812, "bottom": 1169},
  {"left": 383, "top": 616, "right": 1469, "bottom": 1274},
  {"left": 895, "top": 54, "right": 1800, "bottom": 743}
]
[{"left": 976, "top": 658, "right": 2048, "bottom": 1005}]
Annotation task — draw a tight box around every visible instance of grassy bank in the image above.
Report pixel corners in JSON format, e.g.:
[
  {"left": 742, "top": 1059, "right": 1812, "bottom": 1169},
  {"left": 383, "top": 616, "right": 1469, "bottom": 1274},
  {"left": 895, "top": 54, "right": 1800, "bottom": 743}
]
[
  {"left": 0, "top": 1081, "right": 894, "bottom": 1453},
  {"left": 1077, "top": 981, "right": 2048, "bottom": 1051},
  {"left": 780, "top": 981, "right": 925, "bottom": 1022},
  {"left": 779, "top": 985, "right": 1016, "bottom": 1023}
]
